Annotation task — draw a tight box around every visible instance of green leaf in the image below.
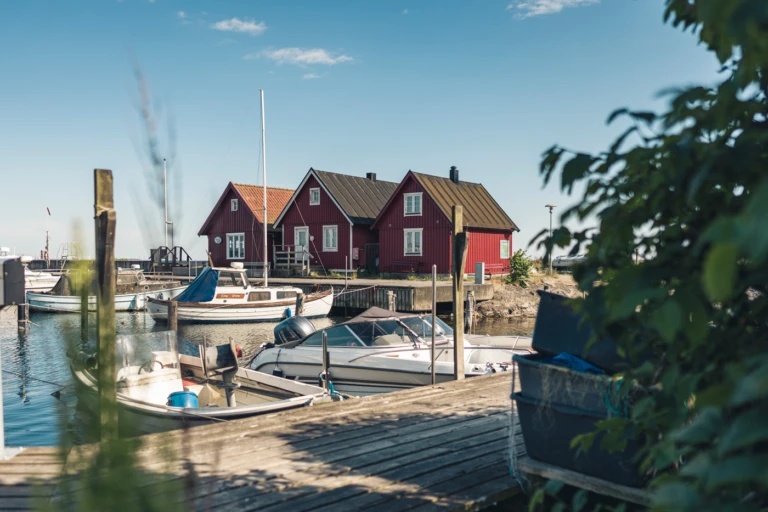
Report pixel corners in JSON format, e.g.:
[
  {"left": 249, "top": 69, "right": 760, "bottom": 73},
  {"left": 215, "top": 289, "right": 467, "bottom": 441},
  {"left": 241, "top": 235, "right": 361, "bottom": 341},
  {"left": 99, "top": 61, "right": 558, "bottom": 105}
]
[
  {"left": 704, "top": 454, "right": 768, "bottom": 492},
  {"left": 702, "top": 243, "right": 739, "bottom": 302},
  {"left": 728, "top": 364, "right": 768, "bottom": 407},
  {"left": 543, "top": 478, "right": 565, "bottom": 496},
  {"left": 717, "top": 405, "right": 768, "bottom": 456},
  {"left": 606, "top": 108, "right": 628, "bottom": 124},
  {"left": 528, "top": 489, "right": 545, "bottom": 512},
  {"left": 694, "top": 381, "right": 735, "bottom": 409},
  {"left": 651, "top": 482, "right": 702, "bottom": 510},
  {"left": 669, "top": 407, "right": 722, "bottom": 444},
  {"left": 628, "top": 111, "right": 656, "bottom": 123},
  {"left": 561, "top": 153, "right": 594, "bottom": 194},
  {"left": 650, "top": 298, "right": 683, "bottom": 342},
  {"left": 572, "top": 489, "right": 588, "bottom": 512}
]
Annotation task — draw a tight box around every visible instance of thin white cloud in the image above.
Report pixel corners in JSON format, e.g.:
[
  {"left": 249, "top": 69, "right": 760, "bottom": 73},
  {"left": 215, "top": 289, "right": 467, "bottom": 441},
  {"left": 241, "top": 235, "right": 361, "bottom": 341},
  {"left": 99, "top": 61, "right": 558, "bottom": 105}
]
[
  {"left": 254, "top": 48, "right": 353, "bottom": 66},
  {"left": 302, "top": 73, "right": 321, "bottom": 80},
  {"left": 402, "top": 9, "right": 408, "bottom": 14},
  {"left": 177, "top": 11, "right": 186, "bottom": 18},
  {"left": 507, "top": 0, "right": 597, "bottom": 18},
  {"left": 212, "top": 18, "right": 267, "bottom": 36},
  {"left": 216, "top": 38, "right": 236, "bottom": 46}
]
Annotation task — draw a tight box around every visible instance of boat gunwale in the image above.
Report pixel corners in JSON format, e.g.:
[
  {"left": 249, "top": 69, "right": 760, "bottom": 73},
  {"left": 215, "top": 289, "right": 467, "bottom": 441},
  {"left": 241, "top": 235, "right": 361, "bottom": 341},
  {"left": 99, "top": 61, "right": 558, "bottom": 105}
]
[{"left": 147, "top": 288, "right": 333, "bottom": 309}]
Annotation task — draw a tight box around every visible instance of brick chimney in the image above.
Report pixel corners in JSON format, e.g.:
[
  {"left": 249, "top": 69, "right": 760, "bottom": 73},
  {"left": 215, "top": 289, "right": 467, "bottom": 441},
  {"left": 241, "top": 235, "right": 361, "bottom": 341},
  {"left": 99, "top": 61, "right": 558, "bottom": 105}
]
[
  {"left": 449, "top": 166, "right": 459, "bottom": 184},
  {"left": 366, "top": 172, "right": 377, "bottom": 182}
]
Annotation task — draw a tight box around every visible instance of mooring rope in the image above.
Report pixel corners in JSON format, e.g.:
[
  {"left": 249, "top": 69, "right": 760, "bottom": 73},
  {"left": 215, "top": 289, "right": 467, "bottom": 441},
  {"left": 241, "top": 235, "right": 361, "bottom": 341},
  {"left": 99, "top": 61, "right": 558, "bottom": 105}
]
[
  {"left": 334, "top": 285, "right": 377, "bottom": 297},
  {"left": 2, "top": 369, "right": 70, "bottom": 390}
]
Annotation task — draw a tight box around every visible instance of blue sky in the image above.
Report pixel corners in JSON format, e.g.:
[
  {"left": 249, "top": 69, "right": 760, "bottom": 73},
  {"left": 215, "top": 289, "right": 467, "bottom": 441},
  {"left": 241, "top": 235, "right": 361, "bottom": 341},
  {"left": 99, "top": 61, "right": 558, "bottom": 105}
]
[{"left": 0, "top": 0, "right": 719, "bottom": 259}]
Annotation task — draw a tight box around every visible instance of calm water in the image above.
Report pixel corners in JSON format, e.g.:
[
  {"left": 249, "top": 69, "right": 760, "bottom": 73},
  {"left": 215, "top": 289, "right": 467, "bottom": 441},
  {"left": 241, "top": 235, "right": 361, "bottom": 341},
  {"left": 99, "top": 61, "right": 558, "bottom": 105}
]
[{"left": 1, "top": 310, "right": 532, "bottom": 447}]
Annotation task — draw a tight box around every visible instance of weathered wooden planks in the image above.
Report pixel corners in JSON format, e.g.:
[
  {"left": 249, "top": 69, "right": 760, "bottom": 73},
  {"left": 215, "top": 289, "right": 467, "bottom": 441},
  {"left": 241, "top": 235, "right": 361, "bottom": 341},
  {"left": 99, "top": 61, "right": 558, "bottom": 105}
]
[
  {"left": 0, "top": 447, "right": 64, "bottom": 511},
  {"left": 6, "top": 372, "right": 522, "bottom": 511}
]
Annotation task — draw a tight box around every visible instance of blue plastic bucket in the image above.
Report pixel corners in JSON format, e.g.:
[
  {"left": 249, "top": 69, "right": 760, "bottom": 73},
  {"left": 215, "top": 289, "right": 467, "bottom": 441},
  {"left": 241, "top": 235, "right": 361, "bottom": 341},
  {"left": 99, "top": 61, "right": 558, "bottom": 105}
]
[{"left": 167, "top": 391, "right": 199, "bottom": 408}]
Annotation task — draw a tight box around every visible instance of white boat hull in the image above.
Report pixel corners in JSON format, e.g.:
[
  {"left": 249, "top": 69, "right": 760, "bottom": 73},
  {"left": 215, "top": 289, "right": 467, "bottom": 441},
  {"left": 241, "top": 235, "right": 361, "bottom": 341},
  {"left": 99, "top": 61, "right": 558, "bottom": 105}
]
[
  {"left": 147, "top": 289, "right": 334, "bottom": 323},
  {"left": 28, "top": 286, "right": 187, "bottom": 313}
]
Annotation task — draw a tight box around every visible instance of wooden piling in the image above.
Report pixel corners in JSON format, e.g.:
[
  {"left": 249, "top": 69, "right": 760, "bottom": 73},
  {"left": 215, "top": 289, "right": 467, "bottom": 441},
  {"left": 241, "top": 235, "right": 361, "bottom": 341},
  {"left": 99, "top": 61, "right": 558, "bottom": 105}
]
[
  {"left": 94, "top": 168, "right": 118, "bottom": 442},
  {"left": 295, "top": 292, "right": 305, "bottom": 316},
  {"left": 321, "top": 330, "right": 329, "bottom": 392},
  {"left": 387, "top": 290, "right": 395, "bottom": 311},
  {"left": 80, "top": 263, "right": 88, "bottom": 342},
  {"left": 452, "top": 205, "right": 469, "bottom": 381},
  {"left": 17, "top": 303, "right": 28, "bottom": 331},
  {"left": 168, "top": 300, "right": 178, "bottom": 330}
]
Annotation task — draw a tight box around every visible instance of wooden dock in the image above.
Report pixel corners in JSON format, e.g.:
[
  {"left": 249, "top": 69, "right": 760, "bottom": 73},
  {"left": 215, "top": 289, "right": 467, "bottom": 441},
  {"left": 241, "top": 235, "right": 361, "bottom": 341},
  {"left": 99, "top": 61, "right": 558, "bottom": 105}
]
[{"left": 1, "top": 372, "right": 524, "bottom": 511}]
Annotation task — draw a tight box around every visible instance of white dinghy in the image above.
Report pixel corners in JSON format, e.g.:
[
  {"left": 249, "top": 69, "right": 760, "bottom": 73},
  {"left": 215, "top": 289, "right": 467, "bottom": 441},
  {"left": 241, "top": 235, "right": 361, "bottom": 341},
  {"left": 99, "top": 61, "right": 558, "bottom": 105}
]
[
  {"left": 70, "top": 331, "right": 336, "bottom": 435},
  {"left": 28, "top": 266, "right": 186, "bottom": 313}
]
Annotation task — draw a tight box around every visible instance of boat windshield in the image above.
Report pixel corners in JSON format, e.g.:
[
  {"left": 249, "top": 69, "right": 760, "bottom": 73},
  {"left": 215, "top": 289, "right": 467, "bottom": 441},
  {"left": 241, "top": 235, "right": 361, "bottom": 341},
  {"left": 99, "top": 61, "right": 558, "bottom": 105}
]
[
  {"left": 401, "top": 316, "right": 454, "bottom": 338},
  {"left": 217, "top": 272, "right": 248, "bottom": 288},
  {"left": 301, "top": 321, "right": 418, "bottom": 348},
  {"left": 115, "top": 331, "right": 181, "bottom": 385}
]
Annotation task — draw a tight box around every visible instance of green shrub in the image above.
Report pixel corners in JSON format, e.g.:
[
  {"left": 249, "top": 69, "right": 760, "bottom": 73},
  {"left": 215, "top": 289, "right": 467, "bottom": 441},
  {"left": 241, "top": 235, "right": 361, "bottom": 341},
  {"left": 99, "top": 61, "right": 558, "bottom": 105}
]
[{"left": 506, "top": 249, "right": 532, "bottom": 287}]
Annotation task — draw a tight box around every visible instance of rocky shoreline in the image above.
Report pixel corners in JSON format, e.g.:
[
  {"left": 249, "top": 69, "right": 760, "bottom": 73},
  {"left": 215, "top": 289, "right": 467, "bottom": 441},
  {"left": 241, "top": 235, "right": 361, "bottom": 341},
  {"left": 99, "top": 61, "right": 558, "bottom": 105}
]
[{"left": 475, "top": 274, "right": 581, "bottom": 319}]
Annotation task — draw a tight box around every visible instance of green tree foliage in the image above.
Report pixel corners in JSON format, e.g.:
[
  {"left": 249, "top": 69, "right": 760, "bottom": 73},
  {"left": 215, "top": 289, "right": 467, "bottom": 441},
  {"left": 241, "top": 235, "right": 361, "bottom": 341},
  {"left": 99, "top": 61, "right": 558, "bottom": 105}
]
[
  {"left": 533, "top": 1, "right": 768, "bottom": 509},
  {"left": 507, "top": 249, "right": 533, "bottom": 287}
]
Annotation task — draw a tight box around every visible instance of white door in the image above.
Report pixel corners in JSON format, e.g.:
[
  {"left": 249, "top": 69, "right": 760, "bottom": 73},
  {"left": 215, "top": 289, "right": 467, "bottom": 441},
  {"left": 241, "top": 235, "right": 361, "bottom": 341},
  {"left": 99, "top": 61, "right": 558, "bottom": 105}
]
[{"left": 294, "top": 227, "right": 309, "bottom": 264}]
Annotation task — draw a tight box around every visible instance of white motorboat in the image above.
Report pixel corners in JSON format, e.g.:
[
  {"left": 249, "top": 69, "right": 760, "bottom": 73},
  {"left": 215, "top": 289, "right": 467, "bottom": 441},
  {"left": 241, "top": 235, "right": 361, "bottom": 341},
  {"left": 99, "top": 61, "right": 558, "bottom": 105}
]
[
  {"left": 0, "top": 248, "right": 61, "bottom": 293},
  {"left": 248, "top": 307, "right": 533, "bottom": 396},
  {"left": 147, "top": 264, "right": 334, "bottom": 323},
  {"left": 28, "top": 266, "right": 186, "bottom": 313},
  {"left": 71, "top": 331, "right": 334, "bottom": 434}
]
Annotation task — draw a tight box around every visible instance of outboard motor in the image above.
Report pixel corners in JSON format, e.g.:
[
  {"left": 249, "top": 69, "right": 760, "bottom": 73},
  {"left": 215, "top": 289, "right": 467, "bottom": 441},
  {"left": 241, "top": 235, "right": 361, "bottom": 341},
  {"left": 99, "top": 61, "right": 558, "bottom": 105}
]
[{"left": 274, "top": 316, "right": 316, "bottom": 345}]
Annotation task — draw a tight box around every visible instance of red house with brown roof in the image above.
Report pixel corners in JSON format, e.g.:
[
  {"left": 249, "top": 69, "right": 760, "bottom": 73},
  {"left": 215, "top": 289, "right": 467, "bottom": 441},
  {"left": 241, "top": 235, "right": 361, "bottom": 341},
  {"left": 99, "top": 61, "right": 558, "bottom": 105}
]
[
  {"left": 372, "top": 167, "right": 520, "bottom": 275},
  {"left": 273, "top": 168, "right": 399, "bottom": 273},
  {"left": 198, "top": 182, "right": 294, "bottom": 269}
]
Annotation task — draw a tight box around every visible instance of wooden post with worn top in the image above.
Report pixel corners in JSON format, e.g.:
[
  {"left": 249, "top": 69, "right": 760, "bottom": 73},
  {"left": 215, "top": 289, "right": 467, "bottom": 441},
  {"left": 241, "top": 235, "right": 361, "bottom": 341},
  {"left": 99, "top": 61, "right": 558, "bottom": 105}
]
[
  {"left": 168, "top": 300, "right": 178, "bottom": 330},
  {"left": 94, "top": 168, "right": 118, "bottom": 442},
  {"left": 80, "top": 262, "right": 89, "bottom": 342},
  {"left": 452, "top": 205, "right": 469, "bottom": 381},
  {"left": 295, "top": 292, "right": 305, "bottom": 316}
]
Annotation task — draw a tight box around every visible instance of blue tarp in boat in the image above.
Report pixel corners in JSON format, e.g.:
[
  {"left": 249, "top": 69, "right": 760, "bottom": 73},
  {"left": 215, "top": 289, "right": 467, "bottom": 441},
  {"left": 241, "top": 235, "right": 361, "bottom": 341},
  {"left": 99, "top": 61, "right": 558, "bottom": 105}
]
[{"left": 174, "top": 267, "right": 219, "bottom": 303}]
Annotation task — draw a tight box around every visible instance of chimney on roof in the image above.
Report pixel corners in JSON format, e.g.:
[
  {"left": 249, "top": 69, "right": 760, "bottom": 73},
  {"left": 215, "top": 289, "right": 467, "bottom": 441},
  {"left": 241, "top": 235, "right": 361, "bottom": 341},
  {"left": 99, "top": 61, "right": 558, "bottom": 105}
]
[
  {"left": 449, "top": 166, "right": 459, "bottom": 185},
  {"left": 366, "top": 172, "right": 377, "bottom": 182}
]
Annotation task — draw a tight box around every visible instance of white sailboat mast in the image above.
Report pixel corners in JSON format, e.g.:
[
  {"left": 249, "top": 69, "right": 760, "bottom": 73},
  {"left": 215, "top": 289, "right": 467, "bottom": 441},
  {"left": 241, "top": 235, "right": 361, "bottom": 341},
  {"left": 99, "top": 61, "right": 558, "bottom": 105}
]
[
  {"left": 163, "top": 158, "right": 168, "bottom": 248},
  {"left": 259, "top": 89, "right": 269, "bottom": 287}
]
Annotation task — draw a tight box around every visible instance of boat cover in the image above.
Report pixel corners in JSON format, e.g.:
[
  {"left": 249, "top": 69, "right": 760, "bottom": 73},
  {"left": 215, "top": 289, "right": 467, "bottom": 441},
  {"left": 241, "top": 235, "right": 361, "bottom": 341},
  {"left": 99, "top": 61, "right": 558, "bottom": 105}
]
[
  {"left": 344, "top": 306, "right": 418, "bottom": 324},
  {"left": 174, "top": 267, "right": 219, "bottom": 303}
]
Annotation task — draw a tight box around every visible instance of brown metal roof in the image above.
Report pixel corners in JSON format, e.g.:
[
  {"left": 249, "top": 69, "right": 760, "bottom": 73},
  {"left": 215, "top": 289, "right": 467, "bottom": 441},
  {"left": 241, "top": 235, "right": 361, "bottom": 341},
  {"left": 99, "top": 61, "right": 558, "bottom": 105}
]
[
  {"left": 411, "top": 172, "right": 519, "bottom": 231},
  {"left": 313, "top": 170, "right": 399, "bottom": 225}
]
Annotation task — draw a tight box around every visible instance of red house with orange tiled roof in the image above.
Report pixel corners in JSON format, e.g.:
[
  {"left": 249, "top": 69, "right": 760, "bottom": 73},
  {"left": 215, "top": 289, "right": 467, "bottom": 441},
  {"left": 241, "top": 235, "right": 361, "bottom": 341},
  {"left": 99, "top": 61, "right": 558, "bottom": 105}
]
[{"left": 198, "top": 182, "right": 294, "bottom": 269}]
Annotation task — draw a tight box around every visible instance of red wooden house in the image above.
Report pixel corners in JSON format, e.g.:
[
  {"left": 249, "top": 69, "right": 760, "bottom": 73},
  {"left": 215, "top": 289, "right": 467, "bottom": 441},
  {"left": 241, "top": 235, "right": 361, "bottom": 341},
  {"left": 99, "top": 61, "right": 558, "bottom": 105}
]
[
  {"left": 198, "top": 182, "right": 294, "bottom": 269},
  {"left": 272, "top": 168, "right": 398, "bottom": 272},
  {"left": 372, "top": 167, "right": 520, "bottom": 275}
]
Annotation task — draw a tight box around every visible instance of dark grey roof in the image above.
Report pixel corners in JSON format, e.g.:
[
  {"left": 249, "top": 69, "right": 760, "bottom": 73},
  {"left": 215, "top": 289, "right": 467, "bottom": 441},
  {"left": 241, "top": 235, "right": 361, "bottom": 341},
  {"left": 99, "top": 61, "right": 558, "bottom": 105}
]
[
  {"left": 313, "top": 170, "right": 399, "bottom": 225},
  {"left": 411, "top": 172, "right": 519, "bottom": 231}
]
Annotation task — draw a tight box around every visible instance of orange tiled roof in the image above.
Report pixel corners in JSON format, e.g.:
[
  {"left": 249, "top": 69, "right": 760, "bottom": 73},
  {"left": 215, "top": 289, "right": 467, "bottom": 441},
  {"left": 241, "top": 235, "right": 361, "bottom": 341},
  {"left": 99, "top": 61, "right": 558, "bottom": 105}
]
[{"left": 231, "top": 183, "right": 295, "bottom": 224}]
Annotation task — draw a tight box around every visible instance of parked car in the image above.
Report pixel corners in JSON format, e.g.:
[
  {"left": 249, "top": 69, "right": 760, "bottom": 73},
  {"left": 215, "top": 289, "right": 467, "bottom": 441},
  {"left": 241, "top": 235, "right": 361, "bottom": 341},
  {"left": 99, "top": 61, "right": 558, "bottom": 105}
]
[{"left": 552, "top": 254, "right": 587, "bottom": 270}]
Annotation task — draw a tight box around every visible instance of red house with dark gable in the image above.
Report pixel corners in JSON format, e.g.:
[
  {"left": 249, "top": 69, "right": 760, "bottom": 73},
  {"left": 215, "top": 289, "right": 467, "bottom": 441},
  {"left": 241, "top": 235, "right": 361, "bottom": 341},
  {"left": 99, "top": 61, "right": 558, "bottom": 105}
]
[
  {"left": 198, "top": 182, "right": 294, "bottom": 269},
  {"left": 372, "top": 167, "right": 520, "bottom": 275},
  {"left": 272, "top": 168, "right": 399, "bottom": 272}
]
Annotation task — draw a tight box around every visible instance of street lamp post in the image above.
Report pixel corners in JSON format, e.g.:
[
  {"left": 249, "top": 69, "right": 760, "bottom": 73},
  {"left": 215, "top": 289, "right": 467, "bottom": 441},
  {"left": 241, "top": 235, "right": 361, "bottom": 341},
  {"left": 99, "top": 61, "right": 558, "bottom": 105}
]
[{"left": 545, "top": 204, "right": 556, "bottom": 275}]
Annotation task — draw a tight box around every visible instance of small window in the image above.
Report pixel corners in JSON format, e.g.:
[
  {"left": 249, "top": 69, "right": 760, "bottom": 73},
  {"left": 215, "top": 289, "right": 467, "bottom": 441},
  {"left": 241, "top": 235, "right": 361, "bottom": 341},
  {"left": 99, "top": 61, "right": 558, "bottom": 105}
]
[
  {"left": 404, "top": 193, "right": 422, "bottom": 216},
  {"left": 500, "top": 240, "right": 510, "bottom": 259},
  {"left": 404, "top": 228, "right": 422, "bottom": 256},
  {"left": 231, "top": 199, "right": 238, "bottom": 212},
  {"left": 323, "top": 225, "right": 338, "bottom": 252},
  {"left": 248, "top": 291, "right": 271, "bottom": 302},
  {"left": 276, "top": 291, "right": 297, "bottom": 300},
  {"left": 309, "top": 188, "right": 321, "bottom": 205},
  {"left": 226, "top": 233, "right": 245, "bottom": 260}
]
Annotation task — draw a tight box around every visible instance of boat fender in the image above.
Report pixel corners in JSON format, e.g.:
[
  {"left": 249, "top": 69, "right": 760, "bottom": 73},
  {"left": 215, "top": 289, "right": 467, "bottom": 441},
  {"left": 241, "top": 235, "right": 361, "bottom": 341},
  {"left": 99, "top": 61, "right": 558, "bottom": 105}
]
[
  {"left": 235, "top": 345, "right": 243, "bottom": 358},
  {"left": 284, "top": 308, "right": 292, "bottom": 319}
]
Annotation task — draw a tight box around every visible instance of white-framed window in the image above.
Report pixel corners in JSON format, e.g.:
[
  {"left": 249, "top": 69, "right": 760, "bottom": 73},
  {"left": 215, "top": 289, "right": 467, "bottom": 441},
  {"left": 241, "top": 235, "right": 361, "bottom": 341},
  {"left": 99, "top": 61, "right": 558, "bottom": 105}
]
[
  {"left": 309, "top": 188, "right": 321, "bottom": 205},
  {"left": 404, "top": 193, "right": 422, "bottom": 216},
  {"left": 323, "top": 225, "right": 338, "bottom": 252},
  {"left": 404, "top": 228, "right": 423, "bottom": 256},
  {"left": 500, "top": 239, "right": 510, "bottom": 259},
  {"left": 231, "top": 199, "right": 238, "bottom": 212},
  {"left": 226, "top": 233, "right": 245, "bottom": 260}
]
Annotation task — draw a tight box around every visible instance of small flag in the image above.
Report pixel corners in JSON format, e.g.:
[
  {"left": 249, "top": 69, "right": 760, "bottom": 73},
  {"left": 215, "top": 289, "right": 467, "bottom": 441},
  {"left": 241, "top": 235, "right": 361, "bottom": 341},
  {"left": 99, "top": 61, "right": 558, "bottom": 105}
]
[{"left": 46, "top": 207, "right": 51, "bottom": 216}]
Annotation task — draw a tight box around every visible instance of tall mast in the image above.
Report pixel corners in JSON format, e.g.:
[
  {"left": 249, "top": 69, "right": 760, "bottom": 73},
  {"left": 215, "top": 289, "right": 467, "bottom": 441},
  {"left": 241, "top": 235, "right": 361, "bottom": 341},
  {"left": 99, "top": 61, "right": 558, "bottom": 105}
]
[
  {"left": 259, "top": 89, "right": 268, "bottom": 287},
  {"left": 163, "top": 158, "right": 168, "bottom": 248}
]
